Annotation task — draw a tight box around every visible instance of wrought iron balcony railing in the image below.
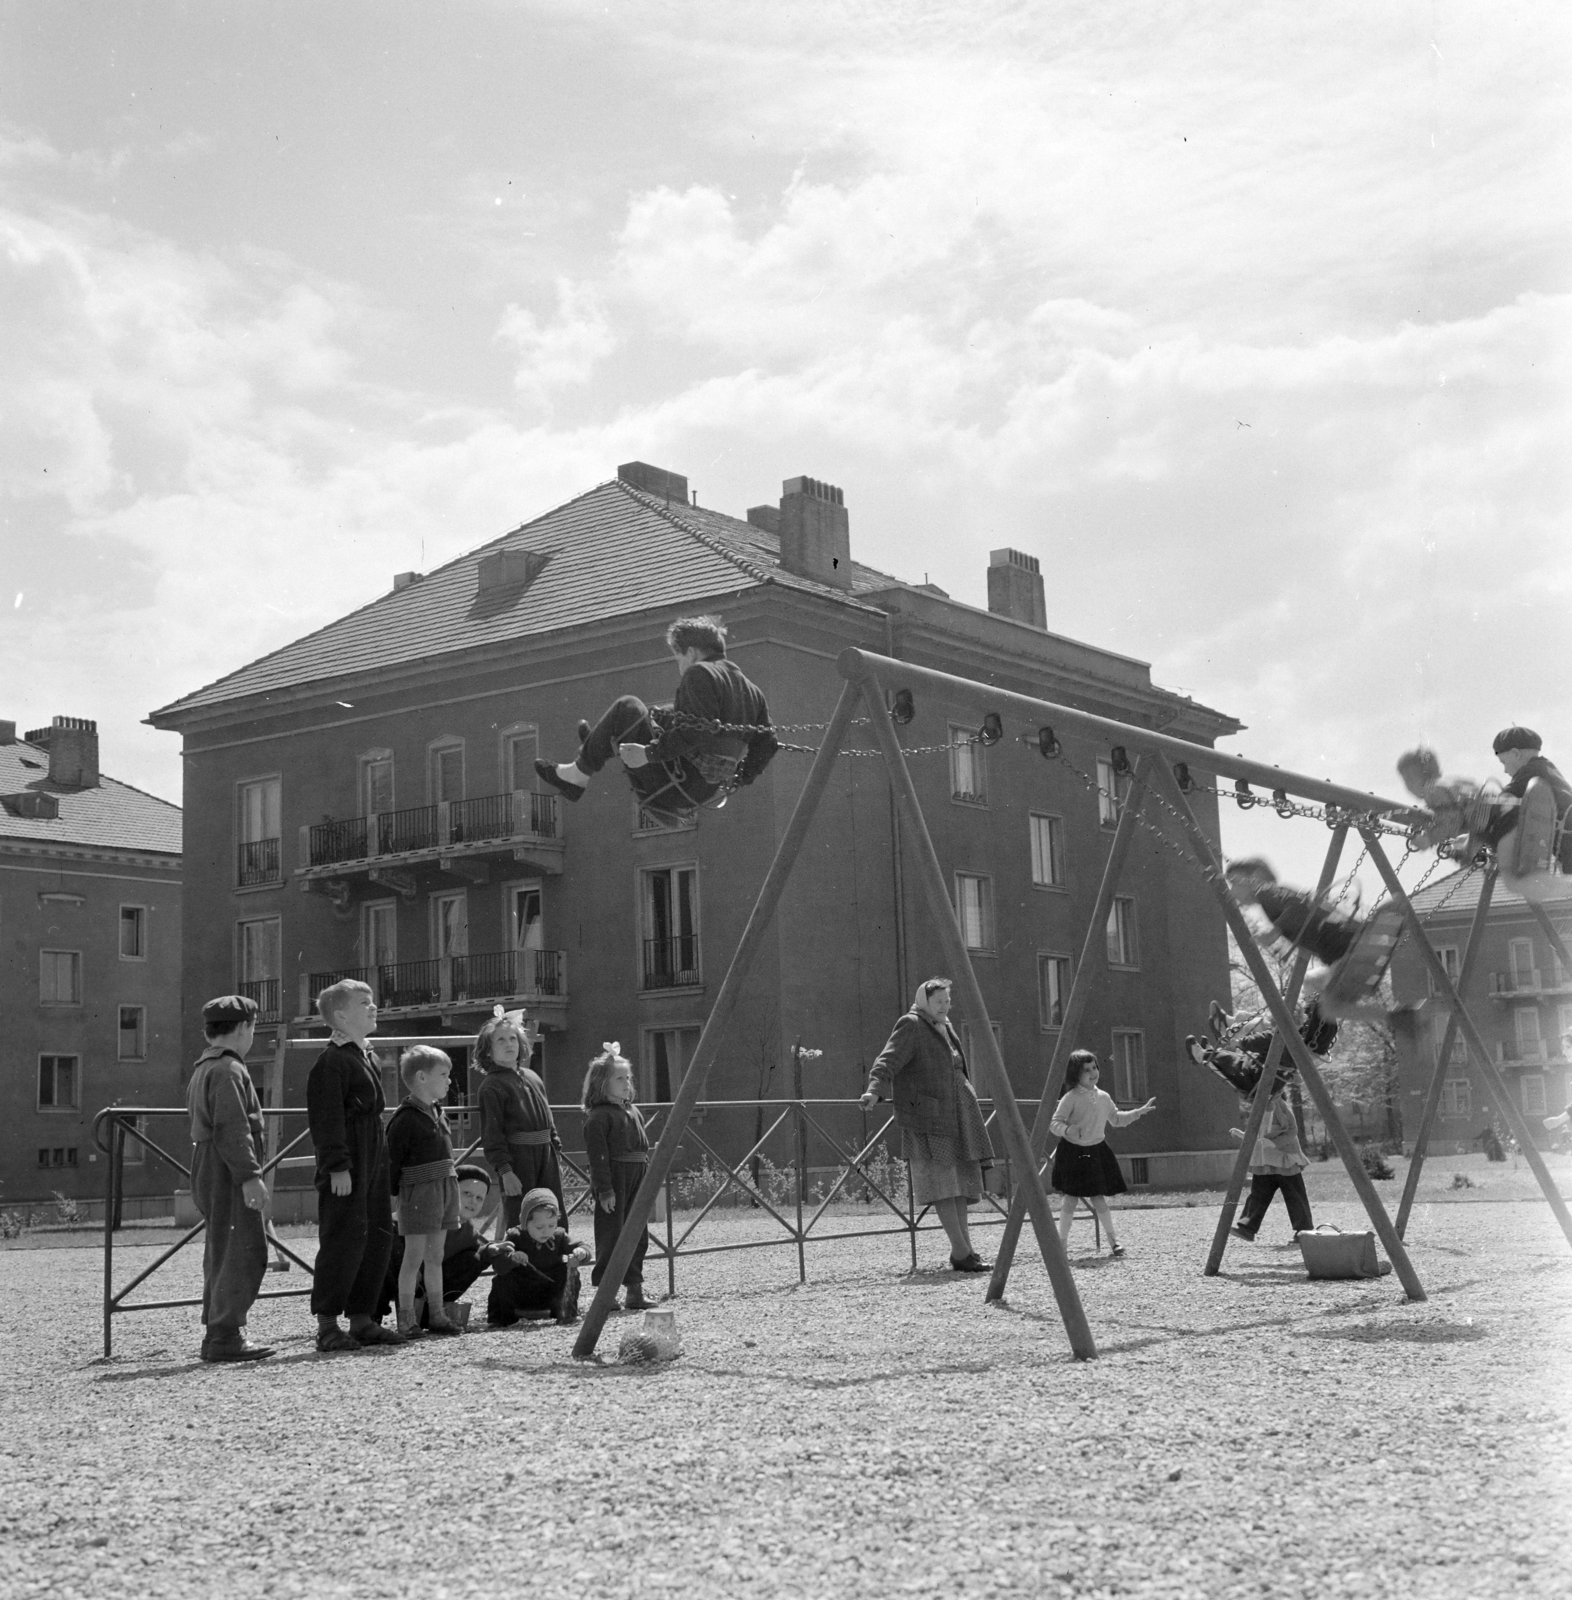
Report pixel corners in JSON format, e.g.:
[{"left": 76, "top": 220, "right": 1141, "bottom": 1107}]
[
  {"left": 237, "top": 978, "right": 280, "bottom": 1022},
  {"left": 237, "top": 837, "right": 281, "bottom": 886},
  {"left": 642, "top": 936, "right": 700, "bottom": 991},
  {"left": 305, "top": 791, "right": 559, "bottom": 869}
]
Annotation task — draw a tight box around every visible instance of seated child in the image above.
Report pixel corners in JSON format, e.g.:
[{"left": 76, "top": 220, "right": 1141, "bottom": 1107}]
[
  {"left": 1228, "top": 1084, "right": 1314, "bottom": 1241},
  {"left": 376, "top": 1163, "right": 512, "bottom": 1329},
  {"left": 1225, "top": 858, "right": 1364, "bottom": 968},
  {"left": 186, "top": 993, "right": 273, "bottom": 1363},
  {"left": 1186, "top": 997, "right": 1339, "bottom": 1088},
  {"left": 474, "top": 1008, "right": 565, "bottom": 1228},
  {"left": 1397, "top": 728, "right": 1572, "bottom": 902},
  {"left": 535, "top": 615, "right": 778, "bottom": 822},
  {"left": 387, "top": 1045, "right": 464, "bottom": 1337},
  {"left": 486, "top": 1187, "right": 592, "bottom": 1327}
]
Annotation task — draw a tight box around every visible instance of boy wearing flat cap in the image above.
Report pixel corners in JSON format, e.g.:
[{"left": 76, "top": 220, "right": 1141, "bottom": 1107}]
[{"left": 187, "top": 994, "right": 273, "bottom": 1362}]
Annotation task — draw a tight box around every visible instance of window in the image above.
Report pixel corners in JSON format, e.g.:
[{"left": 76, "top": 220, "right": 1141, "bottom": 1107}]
[
  {"left": 949, "top": 727, "right": 985, "bottom": 805},
  {"left": 118, "top": 1006, "right": 146, "bottom": 1061},
  {"left": 1029, "top": 813, "right": 1066, "bottom": 889},
  {"left": 1440, "top": 1078, "right": 1472, "bottom": 1118},
  {"left": 1428, "top": 945, "right": 1460, "bottom": 997},
  {"left": 503, "top": 727, "right": 540, "bottom": 793},
  {"left": 1038, "top": 953, "right": 1070, "bottom": 1029},
  {"left": 1431, "top": 1015, "right": 1466, "bottom": 1069},
  {"left": 431, "top": 892, "right": 469, "bottom": 959},
  {"left": 362, "top": 753, "right": 394, "bottom": 817},
  {"left": 1522, "top": 1074, "right": 1547, "bottom": 1116},
  {"left": 1559, "top": 1005, "right": 1572, "bottom": 1062},
  {"left": 958, "top": 1019, "right": 1003, "bottom": 1066},
  {"left": 40, "top": 950, "right": 81, "bottom": 1005},
  {"left": 1509, "top": 938, "right": 1536, "bottom": 990},
  {"left": 37, "top": 1147, "right": 77, "bottom": 1168},
  {"left": 364, "top": 901, "right": 398, "bottom": 970},
  {"left": 1111, "top": 1030, "right": 1147, "bottom": 1104},
  {"left": 1106, "top": 897, "right": 1138, "bottom": 967},
  {"left": 122, "top": 1116, "right": 148, "bottom": 1166},
  {"left": 120, "top": 905, "right": 146, "bottom": 959},
  {"left": 1096, "top": 757, "right": 1129, "bottom": 828},
  {"left": 643, "top": 1026, "right": 699, "bottom": 1102},
  {"left": 1514, "top": 1008, "right": 1543, "bottom": 1062},
  {"left": 1129, "top": 1156, "right": 1150, "bottom": 1186},
  {"left": 954, "top": 873, "right": 994, "bottom": 952},
  {"left": 429, "top": 741, "right": 465, "bottom": 804},
  {"left": 642, "top": 866, "right": 699, "bottom": 989},
  {"left": 237, "top": 778, "right": 282, "bottom": 886},
  {"left": 38, "top": 1055, "right": 79, "bottom": 1110},
  {"left": 238, "top": 917, "right": 281, "bottom": 1021}
]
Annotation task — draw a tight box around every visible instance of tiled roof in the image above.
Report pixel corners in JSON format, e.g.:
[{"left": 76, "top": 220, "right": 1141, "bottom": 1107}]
[
  {"left": 151, "top": 480, "right": 896, "bottom": 720},
  {"left": 1402, "top": 869, "right": 1567, "bottom": 920},
  {"left": 0, "top": 742, "right": 182, "bottom": 857}
]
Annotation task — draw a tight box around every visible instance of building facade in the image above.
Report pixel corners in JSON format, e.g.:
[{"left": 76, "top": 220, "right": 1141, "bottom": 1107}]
[
  {"left": 0, "top": 718, "right": 182, "bottom": 1210},
  {"left": 1389, "top": 871, "right": 1571, "bottom": 1152},
  {"left": 150, "top": 463, "right": 1246, "bottom": 1186}
]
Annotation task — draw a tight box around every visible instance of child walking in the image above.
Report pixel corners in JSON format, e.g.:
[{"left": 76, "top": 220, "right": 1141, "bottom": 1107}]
[
  {"left": 1229, "top": 1082, "right": 1314, "bottom": 1242},
  {"left": 1048, "top": 1050, "right": 1155, "bottom": 1258},
  {"left": 582, "top": 1043, "right": 652, "bottom": 1310},
  {"left": 387, "top": 1046, "right": 464, "bottom": 1337},
  {"left": 475, "top": 1008, "right": 565, "bottom": 1227}
]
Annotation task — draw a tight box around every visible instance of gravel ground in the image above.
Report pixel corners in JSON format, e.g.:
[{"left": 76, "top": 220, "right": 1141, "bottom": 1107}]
[{"left": 3, "top": 1187, "right": 1570, "bottom": 1600}]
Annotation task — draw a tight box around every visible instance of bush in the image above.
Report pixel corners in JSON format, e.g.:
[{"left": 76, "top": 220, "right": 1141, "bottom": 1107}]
[
  {"left": 1450, "top": 1172, "right": 1476, "bottom": 1190},
  {"left": 51, "top": 1191, "right": 84, "bottom": 1225},
  {"left": 1358, "top": 1145, "right": 1394, "bottom": 1181},
  {"left": 0, "top": 1209, "right": 25, "bottom": 1240}
]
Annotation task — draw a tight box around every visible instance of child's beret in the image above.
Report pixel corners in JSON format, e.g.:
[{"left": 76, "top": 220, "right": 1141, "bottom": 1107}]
[
  {"left": 455, "top": 1164, "right": 492, "bottom": 1187},
  {"left": 1493, "top": 725, "right": 1542, "bottom": 754},
  {"left": 202, "top": 993, "right": 259, "bottom": 1027}
]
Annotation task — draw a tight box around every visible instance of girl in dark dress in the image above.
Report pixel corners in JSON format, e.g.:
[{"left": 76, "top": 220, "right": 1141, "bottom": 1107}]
[
  {"left": 475, "top": 1009, "right": 565, "bottom": 1227},
  {"left": 582, "top": 1044, "right": 652, "bottom": 1311}
]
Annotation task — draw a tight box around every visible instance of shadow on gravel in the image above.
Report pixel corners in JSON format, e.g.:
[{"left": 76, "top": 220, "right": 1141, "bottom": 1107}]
[{"left": 1309, "top": 1318, "right": 1487, "bottom": 1345}]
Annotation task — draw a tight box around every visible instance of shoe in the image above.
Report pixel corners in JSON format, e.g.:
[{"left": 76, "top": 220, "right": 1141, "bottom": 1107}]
[
  {"left": 949, "top": 1253, "right": 990, "bottom": 1273},
  {"left": 315, "top": 1327, "right": 361, "bottom": 1353},
  {"left": 1230, "top": 1225, "right": 1258, "bottom": 1243},
  {"left": 576, "top": 719, "right": 592, "bottom": 745},
  {"left": 200, "top": 1337, "right": 274, "bottom": 1363},
  {"left": 1184, "top": 1035, "right": 1209, "bottom": 1067},
  {"left": 622, "top": 1286, "right": 651, "bottom": 1311},
  {"left": 1109, "top": 1246, "right": 1126, "bottom": 1259},
  {"left": 425, "top": 1317, "right": 463, "bottom": 1337},
  {"left": 534, "top": 760, "right": 584, "bottom": 803},
  {"left": 351, "top": 1322, "right": 409, "bottom": 1346}
]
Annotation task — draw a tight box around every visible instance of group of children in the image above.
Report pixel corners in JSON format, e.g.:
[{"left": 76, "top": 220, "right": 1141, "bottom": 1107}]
[{"left": 186, "top": 981, "right": 655, "bottom": 1361}]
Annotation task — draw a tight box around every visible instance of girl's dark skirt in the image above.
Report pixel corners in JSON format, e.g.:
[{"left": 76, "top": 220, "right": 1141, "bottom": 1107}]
[{"left": 1049, "top": 1139, "right": 1127, "bottom": 1198}]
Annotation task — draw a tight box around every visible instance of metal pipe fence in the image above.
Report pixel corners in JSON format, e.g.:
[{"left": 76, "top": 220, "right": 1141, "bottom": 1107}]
[{"left": 91, "top": 1093, "right": 1078, "bottom": 1357}]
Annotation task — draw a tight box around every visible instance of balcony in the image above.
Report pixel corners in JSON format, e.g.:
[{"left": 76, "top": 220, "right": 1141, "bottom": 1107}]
[
  {"left": 301, "top": 948, "right": 567, "bottom": 1029},
  {"left": 238, "top": 837, "right": 281, "bottom": 887},
  {"left": 1489, "top": 969, "right": 1572, "bottom": 999},
  {"left": 642, "top": 935, "right": 701, "bottom": 992},
  {"left": 296, "top": 790, "right": 563, "bottom": 901},
  {"left": 237, "top": 977, "right": 281, "bottom": 1023}
]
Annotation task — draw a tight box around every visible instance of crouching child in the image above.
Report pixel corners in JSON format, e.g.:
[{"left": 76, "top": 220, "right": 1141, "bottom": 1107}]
[
  {"left": 486, "top": 1188, "right": 591, "bottom": 1327},
  {"left": 377, "top": 1163, "right": 512, "bottom": 1329}
]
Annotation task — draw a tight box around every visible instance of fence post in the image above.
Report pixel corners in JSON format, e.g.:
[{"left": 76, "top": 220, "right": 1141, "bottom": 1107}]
[
  {"left": 794, "top": 1100, "right": 807, "bottom": 1284},
  {"left": 102, "top": 1115, "right": 120, "bottom": 1357}
]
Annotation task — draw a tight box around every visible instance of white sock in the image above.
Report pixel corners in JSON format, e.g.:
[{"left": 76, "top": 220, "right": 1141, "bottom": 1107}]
[{"left": 555, "top": 762, "right": 588, "bottom": 788}]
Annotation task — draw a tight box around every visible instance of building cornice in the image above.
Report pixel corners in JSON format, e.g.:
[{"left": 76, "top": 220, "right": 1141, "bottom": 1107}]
[{"left": 0, "top": 839, "right": 182, "bottom": 872}]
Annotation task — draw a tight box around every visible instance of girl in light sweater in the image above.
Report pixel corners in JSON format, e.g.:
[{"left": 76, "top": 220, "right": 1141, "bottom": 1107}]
[{"left": 1048, "top": 1050, "right": 1155, "bottom": 1257}]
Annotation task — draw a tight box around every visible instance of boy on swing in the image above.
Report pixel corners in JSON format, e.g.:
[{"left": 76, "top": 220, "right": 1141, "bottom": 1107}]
[{"left": 535, "top": 615, "right": 778, "bottom": 823}]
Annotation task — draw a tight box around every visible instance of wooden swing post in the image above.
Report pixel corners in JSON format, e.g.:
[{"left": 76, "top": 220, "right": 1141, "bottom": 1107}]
[
  {"left": 1394, "top": 865, "right": 1496, "bottom": 1239},
  {"left": 1202, "top": 825, "right": 1347, "bottom": 1275},
  {"left": 1153, "top": 766, "right": 1428, "bottom": 1300},
  {"left": 1360, "top": 832, "right": 1572, "bottom": 1254},
  {"left": 985, "top": 754, "right": 1155, "bottom": 1304}
]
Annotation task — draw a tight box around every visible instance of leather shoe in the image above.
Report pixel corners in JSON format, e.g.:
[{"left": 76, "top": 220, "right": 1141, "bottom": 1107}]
[
  {"left": 576, "top": 719, "right": 592, "bottom": 745},
  {"left": 351, "top": 1322, "right": 409, "bottom": 1346},
  {"left": 622, "top": 1286, "right": 651, "bottom": 1311},
  {"left": 424, "top": 1318, "right": 463, "bottom": 1337},
  {"left": 534, "top": 760, "right": 584, "bottom": 803},
  {"left": 315, "top": 1327, "right": 361, "bottom": 1353},
  {"left": 949, "top": 1253, "right": 990, "bottom": 1273},
  {"left": 200, "top": 1337, "right": 274, "bottom": 1363}
]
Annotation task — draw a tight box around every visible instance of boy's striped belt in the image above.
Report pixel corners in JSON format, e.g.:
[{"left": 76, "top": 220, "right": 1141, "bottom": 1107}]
[
  {"left": 506, "top": 1130, "right": 553, "bottom": 1146},
  {"left": 611, "top": 1152, "right": 649, "bottom": 1163},
  {"left": 400, "top": 1158, "right": 456, "bottom": 1184}
]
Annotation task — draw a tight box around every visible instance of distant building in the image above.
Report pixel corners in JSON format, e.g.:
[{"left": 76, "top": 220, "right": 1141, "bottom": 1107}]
[
  {"left": 0, "top": 717, "right": 182, "bottom": 1210},
  {"left": 149, "top": 463, "right": 1246, "bottom": 1185},
  {"left": 1389, "top": 871, "right": 1571, "bottom": 1152}
]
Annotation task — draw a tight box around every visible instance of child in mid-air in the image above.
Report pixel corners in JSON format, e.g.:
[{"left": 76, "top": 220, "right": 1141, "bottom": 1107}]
[
  {"left": 583, "top": 1043, "right": 653, "bottom": 1309},
  {"left": 1047, "top": 1050, "right": 1155, "bottom": 1258},
  {"left": 307, "top": 979, "right": 404, "bottom": 1351},
  {"left": 377, "top": 1164, "right": 511, "bottom": 1329},
  {"left": 535, "top": 615, "right": 778, "bottom": 823},
  {"left": 186, "top": 993, "right": 273, "bottom": 1363},
  {"left": 1225, "top": 858, "right": 1365, "bottom": 969},
  {"left": 475, "top": 1007, "right": 565, "bottom": 1228},
  {"left": 486, "top": 1188, "right": 592, "bottom": 1326},
  {"left": 387, "top": 1046, "right": 465, "bottom": 1337}
]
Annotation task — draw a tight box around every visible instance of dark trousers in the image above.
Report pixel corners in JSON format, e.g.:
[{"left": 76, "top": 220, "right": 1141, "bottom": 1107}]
[
  {"left": 591, "top": 1162, "right": 649, "bottom": 1291},
  {"left": 1238, "top": 1172, "right": 1313, "bottom": 1236},
  {"left": 578, "top": 698, "right": 716, "bottom": 810},
  {"left": 311, "top": 1162, "right": 395, "bottom": 1319},
  {"left": 192, "top": 1144, "right": 267, "bottom": 1339},
  {"left": 1296, "top": 912, "right": 1361, "bottom": 967},
  {"left": 487, "top": 1261, "right": 575, "bottom": 1326}
]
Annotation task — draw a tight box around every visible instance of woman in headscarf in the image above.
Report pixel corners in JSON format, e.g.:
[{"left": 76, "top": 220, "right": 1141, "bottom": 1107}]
[{"left": 860, "top": 977, "right": 1000, "bottom": 1271}]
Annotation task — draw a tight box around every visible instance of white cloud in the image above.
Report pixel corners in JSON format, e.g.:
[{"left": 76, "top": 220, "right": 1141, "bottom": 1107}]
[{"left": 496, "top": 278, "right": 616, "bottom": 405}]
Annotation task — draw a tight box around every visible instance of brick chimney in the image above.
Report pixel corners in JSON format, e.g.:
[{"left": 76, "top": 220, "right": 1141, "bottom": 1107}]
[
  {"left": 777, "top": 476, "right": 851, "bottom": 591},
  {"left": 987, "top": 548, "right": 1046, "bottom": 630},
  {"left": 618, "top": 461, "right": 689, "bottom": 503},
  {"left": 24, "top": 716, "right": 100, "bottom": 789},
  {"left": 0, "top": 720, "right": 15, "bottom": 744}
]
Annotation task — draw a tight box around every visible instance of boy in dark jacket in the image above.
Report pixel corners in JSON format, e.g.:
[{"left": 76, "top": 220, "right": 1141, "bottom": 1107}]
[
  {"left": 187, "top": 994, "right": 273, "bottom": 1362},
  {"left": 536, "top": 615, "right": 777, "bottom": 822},
  {"left": 306, "top": 978, "right": 405, "bottom": 1352},
  {"left": 486, "top": 1188, "right": 591, "bottom": 1326}
]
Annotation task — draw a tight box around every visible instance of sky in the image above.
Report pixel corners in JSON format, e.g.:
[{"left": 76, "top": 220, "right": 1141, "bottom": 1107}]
[{"left": 1, "top": 0, "right": 1568, "bottom": 894}]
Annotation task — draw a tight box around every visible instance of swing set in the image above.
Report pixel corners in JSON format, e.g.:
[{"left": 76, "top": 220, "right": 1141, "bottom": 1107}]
[{"left": 572, "top": 649, "right": 1572, "bottom": 1362}]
